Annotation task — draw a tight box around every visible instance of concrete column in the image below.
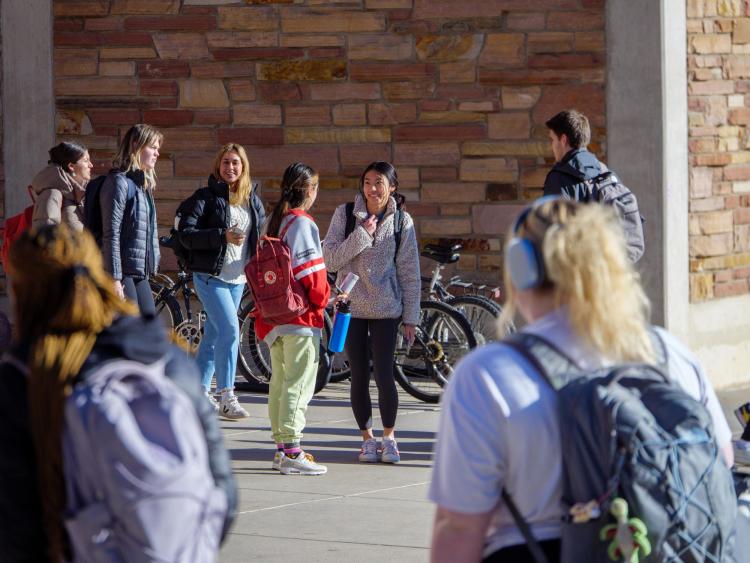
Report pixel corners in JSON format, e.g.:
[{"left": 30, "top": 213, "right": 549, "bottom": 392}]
[
  {"left": 606, "top": 0, "right": 689, "bottom": 338},
  {"left": 2, "top": 0, "right": 55, "bottom": 217}
]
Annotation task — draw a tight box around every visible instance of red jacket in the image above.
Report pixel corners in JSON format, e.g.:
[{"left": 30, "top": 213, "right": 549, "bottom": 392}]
[{"left": 254, "top": 209, "right": 330, "bottom": 341}]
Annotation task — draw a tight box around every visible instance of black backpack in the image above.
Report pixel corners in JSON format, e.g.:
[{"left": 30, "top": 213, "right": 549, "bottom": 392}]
[
  {"left": 559, "top": 169, "right": 645, "bottom": 263},
  {"left": 343, "top": 201, "right": 404, "bottom": 263},
  {"left": 159, "top": 194, "right": 197, "bottom": 270},
  {"left": 83, "top": 170, "right": 136, "bottom": 243},
  {"left": 502, "top": 332, "right": 737, "bottom": 563}
]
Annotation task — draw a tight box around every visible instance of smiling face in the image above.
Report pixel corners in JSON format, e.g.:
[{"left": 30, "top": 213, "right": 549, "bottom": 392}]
[
  {"left": 362, "top": 170, "right": 395, "bottom": 214},
  {"left": 219, "top": 151, "right": 243, "bottom": 187},
  {"left": 69, "top": 151, "right": 93, "bottom": 182},
  {"left": 137, "top": 140, "right": 160, "bottom": 171}
]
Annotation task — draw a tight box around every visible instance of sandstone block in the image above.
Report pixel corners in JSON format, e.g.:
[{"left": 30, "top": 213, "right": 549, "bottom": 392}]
[
  {"left": 349, "top": 34, "right": 413, "bottom": 60},
  {"left": 717, "top": 0, "right": 741, "bottom": 16},
  {"left": 692, "top": 210, "right": 734, "bottom": 234},
  {"left": 734, "top": 207, "right": 750, "bottom": 224},
  {"left": 575, "top": 31, "right": 605, "bottom": 52},
  {"left": 440, "top": 61, "right": 476, "bottom": 83},
  {"left": 480, "top": 34, "right": 525, "bottom": 66},
  {"left": 521, "top": 167, "right": 548, "bottom": 188},
  {"left": 111, "top": 0, "right": 180, "bottom": 14},
  {"left": 420, "top": 218, "right": 472, "bottom": 236},
  {"left": 506, "top": 12, "right": 545, "bottom": 31},
  {"left": 460, "top": 158, "right": 517, "bottom": 182},
  {"left": 55, "top": 57, "right": 98, "bottom": 77},
  {"left": 285, "top": 127, "right": 390, "bottom": 144},
  {"left": 285, "top": 105, "right": 332, "bottom": 126},
  {"left": 258, "top": 60, "right": 346, "bottom": 81},
  {"left": 394, "top": 142, "right": 460, "bottom": 166},
  {"left": 382, "top": 81, "right": 435, "bottom": 100},
  {"left": 124, "top": 16, "right": 215, "bottom": 32},
  {"left": 394, "top": 124, "right": 485, "bottom": 142},
  {"left": 547, "top": 11, "right": 604, "bottom": 31},
  {"left": 528, "top": 32, "right": 574, "bottom": 54},
  {"left": 56, "top": 78, "right": 138, "bottom": 97},
  {"left": 234, "top": 104, "right": 282, "bottom": 126},
  {"left": 228, "top": 80, "right": 256, "bottom": 102},
  {"left": 218, "top": 7, "right": 277, "bottom": 31},
  {"left": 714, "top": 279, "right": 749, "bottom": 299},
  {"left": 690, "top": 273, "right": 714, "bottom": 301},
  {"left": 87, "top": 109, "right": 142, "bottom": 127},
  {"left": 422, "top": 183, "right": 486, "bottom": 203},
  {"left": 458, "top": 101, "right": 494, "bottom": 112},
  {"left": 175, "top": 153, "right": 216, "bottom": 177},
  {"left": 350, "top": 62, "right": 434, "bottom": 81},
  {"left": 690, "top": 33, "right": 732, "bottom": 53},
  {"left": 532, "top": 84, "right": 605, "bottom": 124},
  {"left": 729, "top": 107, "right": 750, "bottom": 124},
  {"left": 281, "top": 11, "right": 385, "bottom": 33},
  {"left": 206, "top": 31, "right": 278, "bottom": 49},
  {"left": 725, "top": 164, "right": 750, "bottom": 181},
  {"left": 418, "top": 111, "right": 485, "bottom": 123},
  {"left": 280, "top": 35, "right": 344, "bottom": 48},
  {"left": 138, "top": 61, "right": 191, "bottom": 78},
  {"left": 179, "top": 80, "right": 229, "bottom": 108},
  {"left": 501, "top": 86, "right": 541, "bottom": 110},
  {"left": 690, "top": 196, "right": 725, "bottom": 212},
  {"left": 258, "top": 83, "right": 301, "bottom": 101},
  {"left": 56, "top": 110, "right": 93, "bottom": 135},
  {"left": 142, "top": 110, "right": 194, "bottom": 127},
  {"left": 421, "top": 167, "right": 457, "bottom": 182},
  {"left": 472, "top": 203, "right": 526, "bottom": 235},
  {"left": 734, "top": 181, "right": 750, "bottom": 193},
  {"left": 416, "top": 35, "right": 483, "bottom": 62},
  {"left": 195, "top": 110, "right": 231, "bottom": 125},
  {"left": 689, "top": 232, "right": 733, "bottom": 256},
  {"left": 691, "top": 167, "right": 716, "bottom": 198},
  {"left": 340, "top": 144, "right": 392, "bottom": 168},
  {"left": 243, "top": 146, "right": 340, "bottom": 176},
  {"left": 487, "top": 183, "right": 519, "bottom": 201},
  {"left": 333, "top": 104, "right": 366, "bottom": 126},
  {"left": 309, "top": 83, "right": 381, "bottom": 101},
  {"left": 488, "top": 113, "right": 531, "bottom": 139},
  {"left": 161, "top": 128, "right": 217, "bottom": 151},
  {"left": 365, "top": 0, "right": 413, "bottom": 7},
  {"left": 463, "top": 141, "right": 549, "bottom": 157},
  {"left": 100, "top": 47, "right": 157, "bottom": 60},
  {"left": 368, "top": 103, "right": 417, "bottom": 125},
  {"left": 687, "top": 0, "right": 717, "bottom": 18},
  {"left": 53, "top": 1, "right": 108, "bottom": 17},
  {"left": 413, "top": 0, "right": 578, "bottom": 19},
  {"left": 735, "top": 19, "right": 750, "bottom": 44},
  {"left": 100, "top": 61, "right": 136, "bottom": 76},
  {"left": 218, "top": 127, "right": 283, "bottom": 146},
  {"left": 153, "top": 33, "right": 210, "bottom": 60}
]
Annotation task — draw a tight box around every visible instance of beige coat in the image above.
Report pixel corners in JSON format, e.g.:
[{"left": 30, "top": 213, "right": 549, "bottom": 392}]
[{"left": 31, "top": 164, "right": 86, "bottom": 231}]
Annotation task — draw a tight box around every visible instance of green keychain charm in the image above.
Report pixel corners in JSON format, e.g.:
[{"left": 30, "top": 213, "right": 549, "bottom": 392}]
[{"left": 599, "top": 497, "right": 652, "bottom": 563}]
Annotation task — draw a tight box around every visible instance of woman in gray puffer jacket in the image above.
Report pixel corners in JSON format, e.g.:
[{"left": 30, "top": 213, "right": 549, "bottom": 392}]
[
  {"left": 99, "top": 124, "right": 163, "bottom": 316},
  {"left": 323, "top": 161, "right": 420, "bottom": 466},
  {"left": 31, "top": 142, "right": 92, "bottom": 231}
]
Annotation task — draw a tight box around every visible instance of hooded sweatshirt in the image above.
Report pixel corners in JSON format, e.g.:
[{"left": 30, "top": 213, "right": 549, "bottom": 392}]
[
  {"left": 31, "top": 163, "right": 86, "bottom": 231},
  {"left": 543, "top": 148, "right": 604, "bottom": 197}
]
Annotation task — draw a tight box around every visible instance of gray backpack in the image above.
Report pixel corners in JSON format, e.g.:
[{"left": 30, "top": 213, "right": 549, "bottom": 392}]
[
  {"left": 559, "top": 167, "right": 645, "bottom": 263},
  {"left": 62, "top": 357, "right": 227, "bottom": 563},
  {"left": 504, "top": 332, "right": 737, "bottom": 563}
]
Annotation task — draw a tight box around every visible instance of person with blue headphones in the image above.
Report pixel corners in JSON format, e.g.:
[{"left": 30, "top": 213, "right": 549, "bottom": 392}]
[{"left": 427, "top": 198, "right": 733, "bottom": 563}]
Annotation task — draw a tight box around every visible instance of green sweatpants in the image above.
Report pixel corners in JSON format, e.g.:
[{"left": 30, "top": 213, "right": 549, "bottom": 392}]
[{"left": 268, "top": 335, "right": 320, "bottom": 446}]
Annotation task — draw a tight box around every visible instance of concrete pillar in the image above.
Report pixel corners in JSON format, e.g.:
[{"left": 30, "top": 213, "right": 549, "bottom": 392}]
[
  {"left": 606, "top": 0, "right": 689, "bottom": 338},
  {"left": 2, "top": 0, "right": 55, "bottom": 217}
]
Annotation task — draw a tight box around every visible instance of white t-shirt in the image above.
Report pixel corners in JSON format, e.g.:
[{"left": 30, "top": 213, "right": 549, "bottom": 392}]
[
  {"left": 428, "top": 308, "right": 732, "bottom": 558},
  {"left": 218, "top": 202, "right": 251, "bottom": 285}
]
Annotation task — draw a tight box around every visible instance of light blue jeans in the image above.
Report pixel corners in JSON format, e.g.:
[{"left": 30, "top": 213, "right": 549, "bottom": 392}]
[{"left": 193, "top": 273, "right": 244, "bottom": 393}]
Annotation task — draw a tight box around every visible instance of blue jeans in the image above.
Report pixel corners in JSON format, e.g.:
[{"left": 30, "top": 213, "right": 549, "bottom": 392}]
[{"left": 193, "top": 273, "right": 244, "bottom": 393}]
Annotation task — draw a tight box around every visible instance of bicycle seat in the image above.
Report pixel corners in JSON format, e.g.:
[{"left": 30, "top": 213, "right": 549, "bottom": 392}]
[{"left": 421, "top": 244, "right": 460, "bottom": 264}]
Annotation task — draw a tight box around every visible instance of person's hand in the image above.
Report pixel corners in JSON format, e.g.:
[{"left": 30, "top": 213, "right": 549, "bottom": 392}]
[
  {"left": 403, "top": 324, "right": 416, "bottom": 346},
  {"left": 334, "top": 293, "right": 349, "bottom": 305},
  {"left": 226, "top": 225, "right": 245, "bottom": 246},
  {"left": 362, "top": 214, "right": 378, "bottom": 237},
  {"left": 113, "top": 280, "right": 125, "bottom": 300}
]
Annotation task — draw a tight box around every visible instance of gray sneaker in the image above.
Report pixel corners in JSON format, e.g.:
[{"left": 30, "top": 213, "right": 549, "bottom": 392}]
[
  {"left": 279, "top": 451, "right": 327, "bottom": 475},
  {"left": 204, "top": 391, "right": 220, "bottom": 413},
  {"left": 381, "top": 438, "right": 400, "bottom": 464},
  {"left": 272, "top": 450, "right": 285, "bottom": 471},
  {"left": 358, "top": 438, "right": 379, "bottom": 463},
  {"left": 220, "top": 393, "right": 249, "bottom": 420}
]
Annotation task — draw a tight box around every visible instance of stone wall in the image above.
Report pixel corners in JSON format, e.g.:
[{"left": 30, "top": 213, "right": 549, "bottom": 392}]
[
  {"left": 53, "top": 0, "right": 605, "bottom": 275},
  {"left": 688, "top": 0, "right": 750, "bottom": 301}
]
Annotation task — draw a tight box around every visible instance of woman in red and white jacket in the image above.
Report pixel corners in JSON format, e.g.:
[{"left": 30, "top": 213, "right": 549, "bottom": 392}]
[{"left": 255, "top": 162, "right": 330, "bottom": 476}]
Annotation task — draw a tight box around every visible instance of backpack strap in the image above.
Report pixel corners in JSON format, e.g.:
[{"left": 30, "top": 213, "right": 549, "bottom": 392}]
[
  {"left": 279, "top": 214, "right": 299, "bottom": 241},
  {"left": 503, "top": 332, "right": 583, "bottom": 391},
  {"left": 393, "top": 207, "right": 403, "bottom": 264},
  {"left": 500, "top": 489, "right": 551, "bottom": 563},
  {"left": 343, "top": 201, "right": 356, "bottom": 238}
]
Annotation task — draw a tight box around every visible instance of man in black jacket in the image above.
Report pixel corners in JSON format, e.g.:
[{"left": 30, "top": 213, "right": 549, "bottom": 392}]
[{"left": 543, "top": 109, "right": 604, "bottom": 197}]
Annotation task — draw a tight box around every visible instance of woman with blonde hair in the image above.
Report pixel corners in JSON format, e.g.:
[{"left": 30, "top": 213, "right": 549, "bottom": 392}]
[
  {"left": 428, "top": 199, "right": 733, "bottom": 563},
  {"left": 176, "top": 143, "right": 265, "bottom": 418},
  {"left": 0, "top": 224, "right": 236, "bottom": 561},
  {"left": 99, "top": 123, "right": 163, "bottom": 315}
]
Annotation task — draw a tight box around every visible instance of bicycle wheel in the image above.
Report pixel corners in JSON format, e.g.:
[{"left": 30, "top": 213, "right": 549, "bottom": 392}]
[
  {"left": 236, "top": 304, "right": 334, "bottom": 394},
  {"left": 324, "top": 307, "right": 351, "bottom": 383},
  {"left": 447, "top": 295, "right": 501, "bottom": 346},
  {"left": 394, "top": 301, "right": 476, "bottom": 403},
  {"left": 150, "top": 278, "right": 183, "bottom": 332}
]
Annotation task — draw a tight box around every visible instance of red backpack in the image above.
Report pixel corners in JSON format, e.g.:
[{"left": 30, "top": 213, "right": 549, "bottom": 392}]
[
  {"left": 245, "top": 217, "right": 309, "bottom": 325},
  {"left": 1, "top": 186, "right": 36, "bottom": 271}
]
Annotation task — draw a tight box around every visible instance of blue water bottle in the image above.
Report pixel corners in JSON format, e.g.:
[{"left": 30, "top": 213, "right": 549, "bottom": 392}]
[{"left": 328, "top": 300, "right": 351, "bottom": 353}]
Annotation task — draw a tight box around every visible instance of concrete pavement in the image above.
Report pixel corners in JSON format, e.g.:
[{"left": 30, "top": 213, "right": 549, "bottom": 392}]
[{"left": 218, "top": 381, "right": 440, "bottom": 562}]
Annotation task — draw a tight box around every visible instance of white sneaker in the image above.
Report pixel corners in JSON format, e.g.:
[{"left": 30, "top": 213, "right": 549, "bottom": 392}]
[
  {"left": 279, "top": 451, "right": 327, "bottom": 475},
  {"left": 204, "top": 391, "right": 220, "bottom": 413},
  {"left": 220, "top": 392, "right": 249, "bottom": 420},
  {"left": 735, "top": 440, "right": 750, "bottom": 466},
  {"left": 272, "top": 450, "right": 285, "bottom": 471},
  {"left": 359, "top": 438, "right": 379, "bottom": 463},
  {"left": 381, "top": 438, "right": 400, "bottom": 464}
]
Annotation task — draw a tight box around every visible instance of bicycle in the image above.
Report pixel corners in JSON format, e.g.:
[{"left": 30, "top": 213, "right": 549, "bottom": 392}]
[{"left": 421, "top": 243, "right": 509, "bottom": 345}]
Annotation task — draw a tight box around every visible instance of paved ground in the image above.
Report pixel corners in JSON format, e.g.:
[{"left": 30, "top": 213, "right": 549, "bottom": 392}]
[
  {"left": 216, "top": 377, "right": 750, "bottom": 562},
  {"left": 218, "top": 381, "right": 440, "bottom": 563}
]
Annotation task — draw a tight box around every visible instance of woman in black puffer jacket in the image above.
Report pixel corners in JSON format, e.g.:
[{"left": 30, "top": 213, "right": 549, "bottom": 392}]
[{"left": 177, "top": 143, "right": 265, "bottom": 418}]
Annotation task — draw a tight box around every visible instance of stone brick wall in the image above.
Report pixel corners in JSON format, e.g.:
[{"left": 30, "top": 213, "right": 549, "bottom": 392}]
[
  {"left": 53, "top": 0, "right": 605, "bottom": 277},
  {"left": 688, "top": 0, "right": 750, "bottom": 301}
]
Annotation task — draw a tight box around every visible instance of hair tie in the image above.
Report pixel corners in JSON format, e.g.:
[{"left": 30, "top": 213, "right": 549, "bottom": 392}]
[{"left": 70, "top": 264, "right": 90, "bottom": 278}]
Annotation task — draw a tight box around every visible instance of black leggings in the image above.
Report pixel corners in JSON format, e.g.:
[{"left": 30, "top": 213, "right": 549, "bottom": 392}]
[
  {"left": 123, "top": 276, "right": 156, "bottom": 317},
  {"left": 482, "top": 540, "right": 561, "bottom": 563},
  {"left": 345, "top": 318, "right": 400, "bottom": 430}
]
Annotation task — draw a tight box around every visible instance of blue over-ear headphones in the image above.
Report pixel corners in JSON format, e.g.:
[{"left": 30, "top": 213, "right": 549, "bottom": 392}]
[{"left": 505, "top": 196, "right": 560, "bottom": 290}]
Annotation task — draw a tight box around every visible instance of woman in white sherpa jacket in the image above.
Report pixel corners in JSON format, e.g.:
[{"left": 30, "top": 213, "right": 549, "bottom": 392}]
[{"left": 323, "top": 161, "right": 420, "bottom": 465}]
